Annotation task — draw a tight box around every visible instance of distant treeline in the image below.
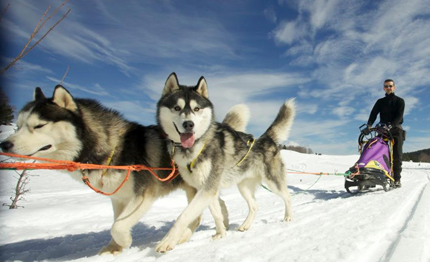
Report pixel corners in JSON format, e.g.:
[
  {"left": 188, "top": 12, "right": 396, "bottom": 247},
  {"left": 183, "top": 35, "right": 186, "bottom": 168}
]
[
  {"left": 403, "top": 148, "right": 430, "bottom": 163},
  {"left": 280, "top": 145, "right": 314, "bottom": 154}
]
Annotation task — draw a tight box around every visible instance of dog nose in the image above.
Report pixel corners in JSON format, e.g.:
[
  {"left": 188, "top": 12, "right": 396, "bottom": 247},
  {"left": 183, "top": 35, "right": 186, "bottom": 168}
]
[
  {"left": 182, "top": 121, "right": 194, "bottom": 132},
  {"left": 0, "top": 141, "right": 13, "bottom": 152}
]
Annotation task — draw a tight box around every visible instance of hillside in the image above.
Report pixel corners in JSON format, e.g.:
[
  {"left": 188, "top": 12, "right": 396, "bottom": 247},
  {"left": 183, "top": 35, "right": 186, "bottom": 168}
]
[{"left": 403, "top": 148, "right": 430, "bottom": 162}]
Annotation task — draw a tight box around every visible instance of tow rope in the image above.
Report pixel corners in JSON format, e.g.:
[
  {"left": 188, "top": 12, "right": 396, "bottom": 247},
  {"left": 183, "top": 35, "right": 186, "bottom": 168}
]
[
  {"left": 286, "top": 168, "right": 350, "bottom": 177},
  {"left": 261, "top": 168, "right": 350, "bottom": 193},
  {"left": 0, "top": 152, "right": 179, "bottom": 196}
]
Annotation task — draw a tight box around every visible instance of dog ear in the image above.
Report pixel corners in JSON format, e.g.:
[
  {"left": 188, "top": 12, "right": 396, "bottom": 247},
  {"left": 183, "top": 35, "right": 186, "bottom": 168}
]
[
  {"left": 34, "top": 87, "right": 46, "bottom": 101},
  {"left": 162, "top": 72, "right": 180, "bottom": 96},
  {"left": 52, "top": 85, "right": 78, "bottom": 112},
  {"left": 195, "top": 76, "right": 209, "bottom": 98}
]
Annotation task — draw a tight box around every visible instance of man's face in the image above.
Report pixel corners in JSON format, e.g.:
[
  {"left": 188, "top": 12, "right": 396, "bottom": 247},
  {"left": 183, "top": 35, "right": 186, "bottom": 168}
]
[{"left": 383, "top": 81, "right": 396, "bottom": 94}]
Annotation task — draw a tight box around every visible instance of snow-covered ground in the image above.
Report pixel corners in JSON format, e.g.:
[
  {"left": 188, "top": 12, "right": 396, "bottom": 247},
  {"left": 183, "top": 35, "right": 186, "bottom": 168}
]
[{"left": 0, "top": 125, "right": 429, "bottom": 262}]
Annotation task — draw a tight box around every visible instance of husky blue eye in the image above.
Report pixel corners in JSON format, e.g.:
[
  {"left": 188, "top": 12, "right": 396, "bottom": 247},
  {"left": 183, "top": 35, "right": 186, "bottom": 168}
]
[
  {"left": 194, "top": 107, "right": 200, "bottom": 112},
  {"left": 174, "top": 106, "right": 181, "bottom": 111}
]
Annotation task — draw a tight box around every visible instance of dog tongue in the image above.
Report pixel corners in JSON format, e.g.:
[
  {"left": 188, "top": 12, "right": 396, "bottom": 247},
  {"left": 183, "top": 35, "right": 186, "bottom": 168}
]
[{"left": 180, "top": 133, "right": 195, "bottom": 148}]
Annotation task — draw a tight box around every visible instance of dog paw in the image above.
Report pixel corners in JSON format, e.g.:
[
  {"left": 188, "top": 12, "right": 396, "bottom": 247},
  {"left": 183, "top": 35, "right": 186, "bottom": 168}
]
[
  {"left": 212, "top": 232, "right": 225, "bottom": 240},
  {"left": 238, "top": 222, "right": 252, "bottom": 232},
  {"left": 237, "top": 226, "right": 248, "bottom": 232},
  {"left": 284, "top": 215, "right": 292, "bottom": 222},
  {"left": 98, "top": 243, "right": 123, "bottom": 255},
  {"left": 156, "top": 237, "right": 177, "bottom": 253}
]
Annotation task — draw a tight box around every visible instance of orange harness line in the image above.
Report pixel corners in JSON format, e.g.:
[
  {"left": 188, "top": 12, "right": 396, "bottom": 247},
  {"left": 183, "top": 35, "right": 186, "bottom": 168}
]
[{"left": 0, "top": 152, "right": 179, "bottom": 196}]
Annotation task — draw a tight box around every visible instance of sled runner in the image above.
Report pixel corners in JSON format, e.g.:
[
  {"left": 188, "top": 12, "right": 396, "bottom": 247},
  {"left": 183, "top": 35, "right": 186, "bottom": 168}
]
[{"left": 345, "top": 123, "right": 395, "bottom": 194}]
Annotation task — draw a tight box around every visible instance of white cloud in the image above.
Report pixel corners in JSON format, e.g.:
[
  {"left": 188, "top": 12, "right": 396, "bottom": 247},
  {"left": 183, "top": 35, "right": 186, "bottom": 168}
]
[
  {"left": 402, "top": 96, "right": 419, "bottom": 116},
  {"left": 299, "top": 0, "right": 340, "bottom": 31},
  {"left": 264, "top": 7, "right": 277, "bottom": 23},
  {"left": 308, "top": 140, "right": 358, "bottom": 156},
  {"left": 285, "top": 116, "right": 361, "bottom": 155},
  {"left": 272, "top": 21, "right": 305, "bottom": 45},
  {"left": 332, "top": 106, "right": 355, "bottom": 119},
  {"left": 403, "top": 133, "right": 430, "bottom": 153},
  {"left": 3, "top": 1, "right": 237, "bottom": 77},
  {"left": 271, "top": 0, "right": 430, "bottom": 130},
  {"left": 45, "top": 77, "right": 110, "bottom": 97},
  {"left": 354, "top": 109, "right": 370, "bottom": 123},
  {"left": 104, "top": 100, "right": 156, "bottom": 125},
  {"left": 297, "top": 103, "right": 318, "bottom": 115},
  {"left": 89, "top": 2, "right": 238, "bottom": 63}
]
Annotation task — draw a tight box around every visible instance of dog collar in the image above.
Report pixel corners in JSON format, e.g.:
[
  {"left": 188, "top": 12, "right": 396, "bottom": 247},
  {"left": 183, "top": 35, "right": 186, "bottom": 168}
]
[
  {"left": 165, "top": 140, "right": 178, "bottom": 158},
  {"left": 165, "top": 139, "right": 205, "bottom": 173}
]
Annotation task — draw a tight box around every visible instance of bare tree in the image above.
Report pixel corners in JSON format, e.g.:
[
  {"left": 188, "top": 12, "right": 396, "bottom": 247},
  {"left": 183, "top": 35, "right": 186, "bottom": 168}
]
[
  {"left": 285, "top": 145, "right": 314, "bottom": 154},
  {"left": 1, "top": 153, "right": 36, "bottom": 209},
  {"left": 0, "top": 0, "right": 71, "bottom": 74},
  {"left": 60, "top": 65, "right": 70, "bottom": 85},
  {"left": 0, "top": 3, "right": 10, "bottom": 23},
  {"left": 0, "top": 87, "right": 15, "bottom": 125},
  {"left": 3, "top": 168, "right": 33, "bottom": 209}
]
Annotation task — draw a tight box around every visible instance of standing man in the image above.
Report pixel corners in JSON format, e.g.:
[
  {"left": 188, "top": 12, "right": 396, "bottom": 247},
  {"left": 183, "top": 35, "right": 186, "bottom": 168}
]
[{"left": 367, "top": 79, "right": 405, "bottom": 188}]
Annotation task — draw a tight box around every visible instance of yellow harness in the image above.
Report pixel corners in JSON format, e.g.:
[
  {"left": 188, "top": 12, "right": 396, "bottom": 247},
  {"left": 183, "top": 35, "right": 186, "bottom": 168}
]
[
  {"left": 185, "top": 138, "right": 255, "bottom": 172},
  {"left": 187, "top": 142, "right": 206, "bottom": 173},
  {"left": 236, "top": 138, "right": 255, "bottom": 166},
  {"left": 101, "top": 130, "right": 124, "bottom": 178}
]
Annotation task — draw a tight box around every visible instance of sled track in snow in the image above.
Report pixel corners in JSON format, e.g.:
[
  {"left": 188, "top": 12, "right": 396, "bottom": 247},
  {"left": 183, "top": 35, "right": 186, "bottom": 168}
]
[
  {"left": 383, "top": 182, "right": 429, "bottom": 261},
  {"left": 383, "top": 171, "right": 430, "bottom": 262},
  {"left": 354, "top": 170, "right": 430, "bottom": 262}
]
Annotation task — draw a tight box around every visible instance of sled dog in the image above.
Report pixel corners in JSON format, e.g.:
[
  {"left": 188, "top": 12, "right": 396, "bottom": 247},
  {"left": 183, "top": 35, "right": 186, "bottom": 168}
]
[
  {"left": 155, "top": 73, "right": 295, "bottom": 252},
  {"left": 0, "top": 85, "right": 249, "bottom": 254}
]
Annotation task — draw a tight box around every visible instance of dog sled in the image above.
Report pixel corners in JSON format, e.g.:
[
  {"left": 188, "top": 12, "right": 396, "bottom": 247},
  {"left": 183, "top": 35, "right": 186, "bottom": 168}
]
[{"left": 344, "top": 123, "right": 395, "bottom": 194}]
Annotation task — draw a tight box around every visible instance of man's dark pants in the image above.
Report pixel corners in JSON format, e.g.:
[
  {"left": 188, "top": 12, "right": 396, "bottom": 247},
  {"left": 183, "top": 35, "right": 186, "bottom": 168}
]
[{"left": 391, "top": 128, "right": 404, "bottom": 182}]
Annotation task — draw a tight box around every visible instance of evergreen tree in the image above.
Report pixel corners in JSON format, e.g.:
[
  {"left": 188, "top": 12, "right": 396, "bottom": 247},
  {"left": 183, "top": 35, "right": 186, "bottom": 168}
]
[{"left": 0, "top": 87, "right": 14, "bottom": 125}]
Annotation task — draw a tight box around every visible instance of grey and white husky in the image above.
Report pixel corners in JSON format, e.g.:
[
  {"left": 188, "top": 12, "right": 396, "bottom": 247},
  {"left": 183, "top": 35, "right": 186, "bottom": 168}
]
[
  {"left": 0, "top": 85, "right": 248, "bottom": 254},
  {"left": 156, "top": 73, "right": 296, "bottom": 252}
]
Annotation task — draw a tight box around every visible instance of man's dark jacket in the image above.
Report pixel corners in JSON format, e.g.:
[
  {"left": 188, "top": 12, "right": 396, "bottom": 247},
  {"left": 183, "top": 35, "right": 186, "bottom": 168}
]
[{"left": 367, "top": 93, "right": 405, "bottom": 133}]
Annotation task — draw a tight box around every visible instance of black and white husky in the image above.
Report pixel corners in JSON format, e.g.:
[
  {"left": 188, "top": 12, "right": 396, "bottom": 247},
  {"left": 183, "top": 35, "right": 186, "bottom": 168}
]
[
  {"left": 156, "top": 73, "right": 296, "bottom": 252},
  {"left": 0, "top": 85, "right": 247, "bottom": 254}
]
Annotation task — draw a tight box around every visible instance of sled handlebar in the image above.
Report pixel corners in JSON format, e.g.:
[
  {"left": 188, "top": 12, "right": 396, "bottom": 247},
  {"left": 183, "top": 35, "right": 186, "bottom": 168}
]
[{"left": 358, "top": 123, "right": 393, "bottom": 145}]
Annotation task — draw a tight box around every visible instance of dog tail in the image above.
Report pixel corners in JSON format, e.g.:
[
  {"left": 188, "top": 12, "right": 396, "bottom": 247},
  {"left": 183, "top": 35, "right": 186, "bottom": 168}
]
[
  {"left": 262, "top": 99, "right": 296, "bottom": 143},
  {"left": 222, "top": 104, "right": 250, "bottom": 132}
]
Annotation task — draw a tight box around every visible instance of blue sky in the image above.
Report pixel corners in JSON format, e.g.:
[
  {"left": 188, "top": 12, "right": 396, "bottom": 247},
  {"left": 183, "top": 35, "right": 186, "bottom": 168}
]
[{"left": 1, "top": 0, "right": 430, "bottom": 155}]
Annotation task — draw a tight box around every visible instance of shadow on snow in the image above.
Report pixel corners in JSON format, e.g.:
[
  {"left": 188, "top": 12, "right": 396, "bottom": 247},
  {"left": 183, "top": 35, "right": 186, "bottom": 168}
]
[{"left": 0, "top": 221, "right": 211, "bottom": 261}]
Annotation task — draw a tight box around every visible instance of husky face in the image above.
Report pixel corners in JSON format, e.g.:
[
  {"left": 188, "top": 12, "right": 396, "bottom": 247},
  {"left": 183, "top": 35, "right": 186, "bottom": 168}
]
[
  {"left": 1, "top": 87, "right": 82, "bottom": 160},
  {"left": 157, "top": 73, "right": 214, "bottom": 148}
]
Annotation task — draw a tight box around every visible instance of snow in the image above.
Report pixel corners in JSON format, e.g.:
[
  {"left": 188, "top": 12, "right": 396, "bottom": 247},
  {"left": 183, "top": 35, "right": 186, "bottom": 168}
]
[{"left": 1, "top": 125, "right": 430, "bottom": 262}]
